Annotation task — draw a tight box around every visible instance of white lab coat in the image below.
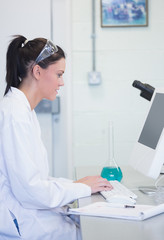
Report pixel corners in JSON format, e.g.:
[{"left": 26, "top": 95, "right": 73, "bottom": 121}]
[{"left": 0, "top": 87, "right": 91, "bottom": 240}]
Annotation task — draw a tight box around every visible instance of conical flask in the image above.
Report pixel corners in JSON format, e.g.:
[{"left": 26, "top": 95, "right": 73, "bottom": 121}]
[{"left": 101, "top": 121, "right": 123, "bottom": 182}]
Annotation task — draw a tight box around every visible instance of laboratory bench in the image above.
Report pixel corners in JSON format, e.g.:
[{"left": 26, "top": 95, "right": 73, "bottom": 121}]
[{"left": 75, "top": 165, "right": 164, "bottom": 240}]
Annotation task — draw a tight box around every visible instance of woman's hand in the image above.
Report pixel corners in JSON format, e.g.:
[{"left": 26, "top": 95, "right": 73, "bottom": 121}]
[{"left": 74, "top": 176, "right": 113, "bottom": 194}]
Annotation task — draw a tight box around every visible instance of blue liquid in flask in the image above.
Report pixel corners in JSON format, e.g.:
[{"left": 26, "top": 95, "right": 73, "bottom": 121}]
[{"left": 101, "top": 166, "right": 123, "bottom": 182}]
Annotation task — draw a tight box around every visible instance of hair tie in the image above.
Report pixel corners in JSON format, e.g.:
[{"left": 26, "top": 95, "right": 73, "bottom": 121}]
[
  {"left": 22, "top": 39, "right": 29, "bottom": 47},
  {"left": 24, "top": 39, "right": 29, "bottom": 45}
]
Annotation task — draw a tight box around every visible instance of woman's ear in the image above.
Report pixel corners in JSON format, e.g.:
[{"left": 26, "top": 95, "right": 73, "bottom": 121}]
[{"left": 32, "top": 64, "right": 41, "bottom": 80}]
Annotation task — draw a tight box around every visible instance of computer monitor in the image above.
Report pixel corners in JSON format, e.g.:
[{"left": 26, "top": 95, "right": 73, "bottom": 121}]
[{"left": 130, "top": 89, "right": 164, "bottom": 179}]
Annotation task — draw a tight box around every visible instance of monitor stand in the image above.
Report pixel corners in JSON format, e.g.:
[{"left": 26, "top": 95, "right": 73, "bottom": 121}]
[
  {"left": 138, "top": 186, "right": 157, "bottom": 195},
  {"left": 160, "top": 164, "right": 164, "bottom": 174},
  {"left": 138, "top": 171, "right": 164, "bottom": 195}
]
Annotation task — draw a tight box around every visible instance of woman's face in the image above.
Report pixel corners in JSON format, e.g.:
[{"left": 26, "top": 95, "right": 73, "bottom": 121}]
[{"left": 38, "top": 58, "right": 65, "bottom": 100}]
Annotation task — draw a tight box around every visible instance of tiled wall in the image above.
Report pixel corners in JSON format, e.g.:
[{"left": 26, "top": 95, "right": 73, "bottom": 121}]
[{"left": 72, "top": 0, "right": 164, "bottom": 167}]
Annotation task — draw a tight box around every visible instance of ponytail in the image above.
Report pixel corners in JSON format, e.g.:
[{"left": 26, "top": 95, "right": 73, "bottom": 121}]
[{"left": 5, "top": 35, "right": 26, "bottom": 95}]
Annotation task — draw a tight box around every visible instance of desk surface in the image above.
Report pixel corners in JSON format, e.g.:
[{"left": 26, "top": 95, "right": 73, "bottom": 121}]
[{"left": 76, "top": 166, "right": 164, "bottom": 240}]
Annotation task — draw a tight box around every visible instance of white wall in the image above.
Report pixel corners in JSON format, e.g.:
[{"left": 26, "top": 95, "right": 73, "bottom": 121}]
[{"left": 72, "top": 0, "right": 164, "bottom": 168}]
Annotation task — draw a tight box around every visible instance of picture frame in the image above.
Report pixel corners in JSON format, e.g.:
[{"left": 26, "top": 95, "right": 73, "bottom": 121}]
[{"left": 101, "top": 0, "right": 148, "bottom": 27}]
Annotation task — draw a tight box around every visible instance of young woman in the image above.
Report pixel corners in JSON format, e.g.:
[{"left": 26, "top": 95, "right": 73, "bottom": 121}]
[{"left": 0, "top": 35, "right": 112, "bottom": 239}]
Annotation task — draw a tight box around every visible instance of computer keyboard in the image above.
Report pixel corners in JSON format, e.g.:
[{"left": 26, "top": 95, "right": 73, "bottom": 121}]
[{"left": 100, "top": 180, "right": 137, "bottom": 200}]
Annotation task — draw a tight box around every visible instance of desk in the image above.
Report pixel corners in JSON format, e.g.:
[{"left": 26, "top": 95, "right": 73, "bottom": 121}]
[{"left": 76, "top": 166, "right": 164, "bottom": 240}]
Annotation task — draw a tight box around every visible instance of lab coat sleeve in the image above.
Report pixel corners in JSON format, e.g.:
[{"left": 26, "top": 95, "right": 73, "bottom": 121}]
[
  {"left": 48, "top": 176, "right": 73, "bottom": 183},
  {"left": 1, "top": 119, "right": 91, "bottom": 209}
]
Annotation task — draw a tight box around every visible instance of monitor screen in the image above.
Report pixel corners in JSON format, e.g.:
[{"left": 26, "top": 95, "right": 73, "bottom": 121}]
[
  {"left": 138, "top": 93, "right": 164, "bottom": 150},
  {"left": 130, "top": 90, "right": 164, "bottom": 179}
]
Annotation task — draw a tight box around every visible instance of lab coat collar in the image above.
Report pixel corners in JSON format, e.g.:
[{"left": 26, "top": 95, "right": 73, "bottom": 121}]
[{"left": 7, "top": 87, "right": 32, "bottom": 111}]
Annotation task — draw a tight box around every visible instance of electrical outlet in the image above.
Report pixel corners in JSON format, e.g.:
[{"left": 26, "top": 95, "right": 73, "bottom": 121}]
[{"left": 88, "top": 71, "right": 101, "bottom": 85}]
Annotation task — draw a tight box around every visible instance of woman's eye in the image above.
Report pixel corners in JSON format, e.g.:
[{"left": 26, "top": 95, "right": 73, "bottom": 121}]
[{"left": 58, "top": 74, "right": 62, "bottom": 78}]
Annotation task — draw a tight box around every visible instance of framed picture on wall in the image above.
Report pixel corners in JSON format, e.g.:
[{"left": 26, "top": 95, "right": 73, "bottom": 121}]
[{"left": 101, "top": 0, "right": 148, "bottom": 27}]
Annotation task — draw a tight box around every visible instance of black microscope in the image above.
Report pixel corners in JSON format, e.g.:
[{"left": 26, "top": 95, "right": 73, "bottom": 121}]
[{"left": 132, "top": 80, "right": 155, "bottom": 101}]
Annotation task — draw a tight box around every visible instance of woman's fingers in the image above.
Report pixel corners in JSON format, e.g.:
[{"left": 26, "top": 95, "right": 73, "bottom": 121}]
[{"left": 75, "top": 175, "right": 113, "bottom": 194}]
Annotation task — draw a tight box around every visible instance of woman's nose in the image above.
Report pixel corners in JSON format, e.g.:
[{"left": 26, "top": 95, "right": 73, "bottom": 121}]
[{"left": 59, "top": 78, "right": 64, "bottom": 86}]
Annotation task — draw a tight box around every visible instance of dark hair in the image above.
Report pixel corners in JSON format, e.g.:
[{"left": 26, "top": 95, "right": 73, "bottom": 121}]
[{"left": 4, "top": 35, "right": 65, "bottom": 95}]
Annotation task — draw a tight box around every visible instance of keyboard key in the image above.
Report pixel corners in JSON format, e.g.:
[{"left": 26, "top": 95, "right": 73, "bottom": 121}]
[{"left": 100, "top": 180, "right": 137, "bottom": 200}]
